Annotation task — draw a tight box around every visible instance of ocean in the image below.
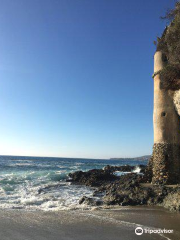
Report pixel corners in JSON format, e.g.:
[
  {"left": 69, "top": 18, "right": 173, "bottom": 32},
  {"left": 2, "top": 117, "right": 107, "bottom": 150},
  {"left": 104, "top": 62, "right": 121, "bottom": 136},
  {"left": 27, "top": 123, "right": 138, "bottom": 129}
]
[{"left": 0, "top": 156, "right": 147, "bottom": 211}]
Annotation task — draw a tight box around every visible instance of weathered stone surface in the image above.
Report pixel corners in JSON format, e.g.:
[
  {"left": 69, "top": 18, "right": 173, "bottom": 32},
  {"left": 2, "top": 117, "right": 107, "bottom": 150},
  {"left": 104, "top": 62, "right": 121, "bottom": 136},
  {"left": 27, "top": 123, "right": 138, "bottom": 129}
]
[
  {"left": 103, "top": 174, "right": 172, "bottom": 206},
  {"left": 68, "top": 169, "right": 118, "bottom": 187},
  {"left": 152, "top": 51, "right": 180, "bottom": 185},
  {"left": 103, "top": 165, "right": 146, "bottom": 174},
  {"left": 163, "top": 188, "right": 180, "bottom": 211},
  {"left": 68, "top": 165, "right": 146, "bottom": 187},
  {"left": 69, "top": 166, "right": 180, "bottom": 212},
  {"left": 103, "top": 173, "right": 146, "bottom": 206},
  {"left": 143, "top": 156, "right": 153, "bottom": 183},
  {"left": 79, "top": 196, "right": 103, "bottom": 206},
  {"left": 152, "top": 143, "right": 180, "bottom": 184}
]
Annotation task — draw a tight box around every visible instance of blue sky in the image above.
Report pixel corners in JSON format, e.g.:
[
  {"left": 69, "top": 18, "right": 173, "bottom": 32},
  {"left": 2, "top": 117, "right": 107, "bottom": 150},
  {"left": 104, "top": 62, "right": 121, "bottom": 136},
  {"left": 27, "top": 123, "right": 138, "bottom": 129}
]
[{"left": 0, "top": 0, "right": 176, "bottom": 158}]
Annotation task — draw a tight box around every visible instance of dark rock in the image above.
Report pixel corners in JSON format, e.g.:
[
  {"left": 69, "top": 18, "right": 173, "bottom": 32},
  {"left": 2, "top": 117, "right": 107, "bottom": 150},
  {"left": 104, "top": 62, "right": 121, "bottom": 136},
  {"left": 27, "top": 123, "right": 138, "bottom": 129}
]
[
  {"left": 66, "top": 178, "right": 73, "bottom": 182},
  {"left": 104, "top": 164, "right": 146, "bottom": 174},
  {"left": 103, "top": 165, "right": 134, "bottom": 173},
  {"left": 69, "top": 165, "right": 180, "bottom": 212},
  {"left": 79, "top": 196, "right": 103, "bottom": 206},
  {"left": 69, "top": 165, "right": 147, "bottom": 187},
  {"left": 79, "top": 196, "right": 88, "bottom": 204},
  {"left": 163, "top": 187, "right": 180, "bottom": 211},
  {"left": 69, "top": 171, "right": 84, "bottom": 182},
  {"left": 103, "top": 173, "right": 145, "bottom": 206},
  {"left": 93, "top": 190, "right": 105, "bottom": 197},
  {"left": 138, "top": 165, "right": 147, "bottom": 174},
  {"left": 143, "top": 157, "right": 153, "bottom": 183},
  {"left": 69, "top": 169, "right": 118, "bottom": 187}
]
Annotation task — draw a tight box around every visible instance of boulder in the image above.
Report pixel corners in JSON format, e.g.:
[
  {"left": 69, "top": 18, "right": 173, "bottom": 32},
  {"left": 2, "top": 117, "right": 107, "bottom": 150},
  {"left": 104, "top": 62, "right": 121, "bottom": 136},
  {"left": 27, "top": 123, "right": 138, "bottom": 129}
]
[
  {"left": 163, "top": 188, "right": 180, "bottom": 211},
  {"left": 69, "top": 169, "right": 118, "bottom": 187},
  {"left": 79, "top": 196, "right": 103, "bottom": 206}
]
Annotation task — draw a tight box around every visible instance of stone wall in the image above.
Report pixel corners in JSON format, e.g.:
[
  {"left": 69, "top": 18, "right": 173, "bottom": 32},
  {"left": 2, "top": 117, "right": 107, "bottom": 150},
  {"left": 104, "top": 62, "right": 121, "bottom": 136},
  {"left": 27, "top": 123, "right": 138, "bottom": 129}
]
[
  {"left": 152, "top": 143, "right": 180, "bottom": 184},
  {"left": 143, "top": 156, "right": 153, "bottom": 183}
]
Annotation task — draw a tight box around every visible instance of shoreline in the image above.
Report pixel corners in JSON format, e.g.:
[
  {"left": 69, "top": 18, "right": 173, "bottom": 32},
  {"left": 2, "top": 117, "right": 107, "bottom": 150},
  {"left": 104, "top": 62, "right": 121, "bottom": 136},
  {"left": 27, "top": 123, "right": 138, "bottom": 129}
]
[
  {"left": 0, "top": 206, "right": 179, "bottom": 240},
  {"left": 0, "top": 158, "right": 180, "bottom": 239}
]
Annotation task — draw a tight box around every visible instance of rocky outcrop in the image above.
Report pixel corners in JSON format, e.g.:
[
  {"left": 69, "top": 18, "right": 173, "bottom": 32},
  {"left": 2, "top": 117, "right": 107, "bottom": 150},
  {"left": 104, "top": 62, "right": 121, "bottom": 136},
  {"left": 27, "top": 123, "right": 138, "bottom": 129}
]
[
  {"left": 68, "top": 165, "right": 180, "bottom": 212},
  {"left": 69, "top": 169, "right": 118, "bottom": 187},
  {"left": 79, "top": 196, "right": 103, "bottom": 206},
  {"left": 103, "top": 165, "right": 146, "bottom": 174},
  {"left": 68, "top": 165, "right": 146, "bottom": 187},
  {"left": 163, "top": 188, "right": 180, "bottom": 211},
  {"left": 102, "top": 174, "right": 172, "bottom": 206}
]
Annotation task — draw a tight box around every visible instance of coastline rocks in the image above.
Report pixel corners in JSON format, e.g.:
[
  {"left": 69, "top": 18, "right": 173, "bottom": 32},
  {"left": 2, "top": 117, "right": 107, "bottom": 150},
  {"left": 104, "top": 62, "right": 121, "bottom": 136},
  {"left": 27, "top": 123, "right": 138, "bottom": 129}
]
[
  {"left": 103, "top": 176, "right": 174, "bottom": 207},
  {"left": 163, "top": 188, "right": 180, "bottom": 211},
  {"left": 68, "top": 165, "right": 146, "bottom": 187},
  {"left": 103, "top": 165, "right": 146, "bottom": 174},
  {"left": 68, "top": 169, "right": 118, "bottom": 187},
  {"left": 103, "top": 174, "right": 146, "bottom": 205},
  {"left": 79, "top": 196, "right": 103, "bottom": 206},
  {"left": 103, "top": 165, "right": 133, "bottom": 172},
  {"left": 68, "top": 165, "right": 180, "bottom": 212}
]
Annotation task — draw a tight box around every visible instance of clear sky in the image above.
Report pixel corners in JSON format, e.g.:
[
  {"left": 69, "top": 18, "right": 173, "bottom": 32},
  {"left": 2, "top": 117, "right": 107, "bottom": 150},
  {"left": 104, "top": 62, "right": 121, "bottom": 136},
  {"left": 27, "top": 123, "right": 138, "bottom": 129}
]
[{"left": 0, "top": 0, "right": 176, "bottom": 159}]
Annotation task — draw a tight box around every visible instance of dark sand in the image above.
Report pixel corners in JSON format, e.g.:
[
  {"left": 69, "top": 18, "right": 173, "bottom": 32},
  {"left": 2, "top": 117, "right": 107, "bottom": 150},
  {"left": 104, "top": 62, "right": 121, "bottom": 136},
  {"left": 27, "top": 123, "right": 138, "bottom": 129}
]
[{"left": 0, "top": 206, "right": 179, "bottom": 240}]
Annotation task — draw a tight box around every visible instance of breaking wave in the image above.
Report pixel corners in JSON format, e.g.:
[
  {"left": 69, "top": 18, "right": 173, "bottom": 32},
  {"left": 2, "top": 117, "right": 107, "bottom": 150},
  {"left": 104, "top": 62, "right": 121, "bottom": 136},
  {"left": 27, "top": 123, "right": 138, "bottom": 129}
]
[{"left": 0, "top": 156, "right": 147, "bottom": 211}]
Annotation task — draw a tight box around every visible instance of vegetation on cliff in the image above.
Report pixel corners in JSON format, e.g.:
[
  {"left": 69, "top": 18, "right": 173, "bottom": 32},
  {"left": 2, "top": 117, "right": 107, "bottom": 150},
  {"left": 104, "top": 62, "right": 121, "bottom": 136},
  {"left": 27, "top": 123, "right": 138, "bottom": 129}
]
[{"left": 155, "top": 1, "right": 180, "bottom": 90}]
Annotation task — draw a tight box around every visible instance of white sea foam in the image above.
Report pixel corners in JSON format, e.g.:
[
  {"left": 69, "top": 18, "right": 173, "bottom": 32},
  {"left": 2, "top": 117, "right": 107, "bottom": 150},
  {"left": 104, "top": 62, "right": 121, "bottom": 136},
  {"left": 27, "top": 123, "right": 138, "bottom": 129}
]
[
  {"left": 0, "top": 171, "right": 95, "bottom": 211},
  {"left": 114, "top": 171, "right": 130, "bottom": 176},
  {"left": 0, "top": 157, "right": 147, "bottom": 211},
  {"left": 8, "top": 163, "right": 36, "bottom": 167},
  {"left": 133, "top": 166, "right": 141, "bottom": 174}
]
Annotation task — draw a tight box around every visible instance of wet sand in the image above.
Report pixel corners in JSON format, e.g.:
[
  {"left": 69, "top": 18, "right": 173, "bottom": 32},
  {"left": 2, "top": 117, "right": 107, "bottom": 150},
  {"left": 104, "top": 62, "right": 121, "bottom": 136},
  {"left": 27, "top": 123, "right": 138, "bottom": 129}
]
[{"left": 0, "top": 206, "right": 179, "bottom": 240}]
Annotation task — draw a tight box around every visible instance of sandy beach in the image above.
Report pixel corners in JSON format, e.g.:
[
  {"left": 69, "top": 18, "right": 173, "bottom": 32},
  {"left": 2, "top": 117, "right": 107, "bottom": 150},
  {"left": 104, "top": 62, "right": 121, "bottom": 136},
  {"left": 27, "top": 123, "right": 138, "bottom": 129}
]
[{"left": 0, "top": 206, "right": 179, "bottom": 240}]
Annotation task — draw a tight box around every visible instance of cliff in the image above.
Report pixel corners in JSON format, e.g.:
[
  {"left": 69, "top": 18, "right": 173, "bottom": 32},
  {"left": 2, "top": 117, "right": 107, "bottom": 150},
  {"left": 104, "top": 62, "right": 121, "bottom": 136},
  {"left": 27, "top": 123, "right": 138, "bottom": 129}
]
[{"left": 155, "top": 1, "right": 180, "bottom": 90}]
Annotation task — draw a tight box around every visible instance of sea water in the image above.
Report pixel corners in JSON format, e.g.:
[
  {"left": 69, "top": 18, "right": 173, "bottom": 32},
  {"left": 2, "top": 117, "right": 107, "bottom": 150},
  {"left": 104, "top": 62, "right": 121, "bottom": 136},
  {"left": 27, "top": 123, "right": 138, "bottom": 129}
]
[{"left": 0, "top": 156, "right": 147, "bottom": 211}]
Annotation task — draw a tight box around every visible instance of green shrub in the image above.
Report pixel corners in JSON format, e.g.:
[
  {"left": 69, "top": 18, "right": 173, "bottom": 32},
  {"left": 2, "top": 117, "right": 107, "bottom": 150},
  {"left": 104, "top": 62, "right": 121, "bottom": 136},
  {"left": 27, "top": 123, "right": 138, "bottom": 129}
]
[{"left": 155, "top": 1, "right": 180, "bottom": 90}]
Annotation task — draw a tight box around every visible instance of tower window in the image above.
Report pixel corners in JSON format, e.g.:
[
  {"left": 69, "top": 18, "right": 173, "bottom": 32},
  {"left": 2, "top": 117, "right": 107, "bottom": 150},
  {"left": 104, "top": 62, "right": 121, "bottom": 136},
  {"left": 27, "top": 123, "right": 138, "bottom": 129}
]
[{"left": 161, "top": 112, "right": 166, "bottom": 117}]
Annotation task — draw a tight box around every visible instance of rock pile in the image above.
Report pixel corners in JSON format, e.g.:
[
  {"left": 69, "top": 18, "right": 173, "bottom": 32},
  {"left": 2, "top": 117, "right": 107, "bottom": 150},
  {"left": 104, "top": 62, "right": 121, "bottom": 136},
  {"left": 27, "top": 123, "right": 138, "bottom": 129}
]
[
  {"left": 163, "top": 189, "right": 180, "bottom": 211},
  {"left": 68, "top": 165, "right": 180, "bottom": 212}
]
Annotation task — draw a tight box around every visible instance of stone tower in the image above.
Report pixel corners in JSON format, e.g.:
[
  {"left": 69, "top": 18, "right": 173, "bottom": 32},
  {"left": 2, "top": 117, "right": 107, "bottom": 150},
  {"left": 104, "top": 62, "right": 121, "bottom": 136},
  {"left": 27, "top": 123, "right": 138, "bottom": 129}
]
[{"left": 152, "top": 51, "right": 180, "bottom": 184}]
